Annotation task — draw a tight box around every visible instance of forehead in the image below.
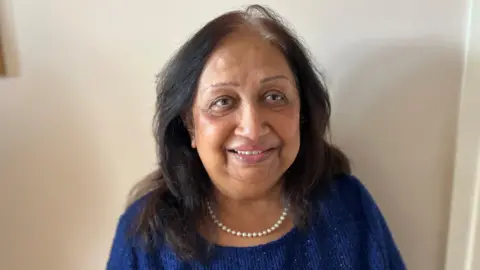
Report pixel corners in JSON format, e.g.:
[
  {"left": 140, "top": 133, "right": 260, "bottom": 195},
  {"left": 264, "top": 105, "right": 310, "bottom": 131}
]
[{"left": 198, "top": 31, "right": 294, "bottom": 85}]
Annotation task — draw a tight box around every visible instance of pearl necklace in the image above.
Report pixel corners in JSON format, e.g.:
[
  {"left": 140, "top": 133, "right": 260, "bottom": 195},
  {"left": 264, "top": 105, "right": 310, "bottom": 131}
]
[{"left": 206, "top": 201, "right": 290, "bottom": 238}]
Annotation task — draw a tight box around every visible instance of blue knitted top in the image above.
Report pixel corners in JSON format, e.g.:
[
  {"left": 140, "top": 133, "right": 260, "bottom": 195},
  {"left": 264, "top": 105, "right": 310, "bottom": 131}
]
[{"left": 107, "top": 175, "right": 405, "bottom": 269}]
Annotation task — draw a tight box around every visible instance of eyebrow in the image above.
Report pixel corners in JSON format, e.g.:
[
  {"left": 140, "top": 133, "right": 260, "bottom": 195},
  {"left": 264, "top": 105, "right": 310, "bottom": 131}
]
[
  {"left": 208, "top": 75, "right": 290, "bottom": 89},
  {"left": 209, "top": 82, "right": 241, "bottom": 88},
  {"left": 260, "top": 75, "right": 289, "bottom": 84}
]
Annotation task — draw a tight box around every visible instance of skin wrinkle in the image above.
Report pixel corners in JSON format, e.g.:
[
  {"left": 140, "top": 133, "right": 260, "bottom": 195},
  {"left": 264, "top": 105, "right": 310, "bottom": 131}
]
[{"left": 191, "top": 30, "right": 301, "bottom": 246}]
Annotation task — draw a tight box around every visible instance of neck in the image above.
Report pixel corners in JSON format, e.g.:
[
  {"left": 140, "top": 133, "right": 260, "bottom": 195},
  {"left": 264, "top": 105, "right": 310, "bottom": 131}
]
[{"left": 209, "top": 183, "right": 287, "bottom": 233}]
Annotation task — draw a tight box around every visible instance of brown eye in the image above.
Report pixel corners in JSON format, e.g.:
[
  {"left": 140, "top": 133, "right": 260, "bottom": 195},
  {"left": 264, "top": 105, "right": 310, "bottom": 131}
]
[
  {"left": 210, "top": 96, "right": 234, "bottom": 111},
  {"left": 215, "top": 98, "right": 231, "bottom": 107},
  {"left": 265, "top": 92, "right": 286, "bottom": 104}
]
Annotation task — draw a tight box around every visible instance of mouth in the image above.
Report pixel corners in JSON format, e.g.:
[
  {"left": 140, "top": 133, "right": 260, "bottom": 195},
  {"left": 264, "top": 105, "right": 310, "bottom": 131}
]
[
  {"left": 227, "top": 149, "right": 269, "bottom": 155},
  {"left": 226, "top": 148, "right": 276, "bottom": 164}
]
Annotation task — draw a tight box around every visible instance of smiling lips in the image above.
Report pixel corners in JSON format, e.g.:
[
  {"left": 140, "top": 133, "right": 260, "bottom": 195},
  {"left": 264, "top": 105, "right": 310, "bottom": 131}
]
[{"left": 227, "top": 148, "right": 275, "bottom": 164}]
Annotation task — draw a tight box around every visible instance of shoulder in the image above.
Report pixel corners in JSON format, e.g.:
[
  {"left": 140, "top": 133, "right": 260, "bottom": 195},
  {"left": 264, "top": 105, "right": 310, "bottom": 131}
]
[
  {"left": 317, "top": 173, "right": 387, "bottom": 229},
  {"left": 112, "top": 192, "right": 152, "bottom": 242},
  {"left": 106, "top": 194, "right": 152, "bottom": 269},
  {"left": 325, "top": 173, "right": 377, "bottom": 211},
  {"left": 121, "top": 193, "right": 151, "bottom": 228},
  {"left": 313, "top": 174, "right": 406, "bottom": 269},
  {"left": 329, "top": 173, "right": 370, "bottom": 198}
]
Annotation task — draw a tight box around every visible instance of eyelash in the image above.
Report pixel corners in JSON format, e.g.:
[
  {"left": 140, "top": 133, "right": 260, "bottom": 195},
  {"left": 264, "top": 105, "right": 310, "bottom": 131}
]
[
  {"left": 265, "top": 92, "right": 286, "bottom": 103},
  {"left": 212, "top": 97, "right": 234, "bottom": 108},
  {"left": 209, "top": 92, "right": 288, "bottom": 111}
]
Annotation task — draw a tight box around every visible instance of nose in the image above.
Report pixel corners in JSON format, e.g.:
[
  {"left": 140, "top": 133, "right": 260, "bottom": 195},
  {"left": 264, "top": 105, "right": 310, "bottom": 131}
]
[{"left": 234, "top": 104, "right": 269, "bottom": 142}]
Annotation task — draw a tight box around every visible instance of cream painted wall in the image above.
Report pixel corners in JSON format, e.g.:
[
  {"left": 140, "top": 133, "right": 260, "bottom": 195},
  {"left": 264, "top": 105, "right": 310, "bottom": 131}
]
[{"left": 0, "top": 0, "right": 470, "bottom": 269}]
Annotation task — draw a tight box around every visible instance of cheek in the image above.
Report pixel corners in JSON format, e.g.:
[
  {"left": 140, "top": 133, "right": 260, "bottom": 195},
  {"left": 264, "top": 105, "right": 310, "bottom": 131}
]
[
  {"left": 193, "top": 113, "right": 232, "bottom": 149},
  {"left": 279, "top": 118, "right": 300, "bottom": 140},
  {"left": 272, "top": 107, "right": 301, "bottom": 143},
  {"left": 277, "top": 116, "right": 301, "bottom": 163}
]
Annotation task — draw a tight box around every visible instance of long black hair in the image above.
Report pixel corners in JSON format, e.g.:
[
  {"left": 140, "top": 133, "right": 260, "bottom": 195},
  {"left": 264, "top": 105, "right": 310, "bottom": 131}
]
[{"left": 128, "top": 4, "right": 350, "bottom": 261}]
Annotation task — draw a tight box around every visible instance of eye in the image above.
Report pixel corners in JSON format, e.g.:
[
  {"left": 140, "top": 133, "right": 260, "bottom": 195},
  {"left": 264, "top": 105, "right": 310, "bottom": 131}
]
[
  {"left": 210, "top": 96, "right": 235, "bottom": 110},
  {"left": 265, "top": 92, "right": 287, "bottom": 104}
]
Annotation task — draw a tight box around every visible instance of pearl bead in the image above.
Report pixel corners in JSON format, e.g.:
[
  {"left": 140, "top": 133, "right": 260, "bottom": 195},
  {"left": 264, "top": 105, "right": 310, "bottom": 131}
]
[{"left": 206, "top": 200, "right": 290, "bottom": 238}]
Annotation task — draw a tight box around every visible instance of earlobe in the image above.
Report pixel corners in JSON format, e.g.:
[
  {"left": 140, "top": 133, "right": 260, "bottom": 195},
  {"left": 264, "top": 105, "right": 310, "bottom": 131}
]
[
  {"left": 188, "top": 127, "right": 196, "bottom": 148},
  {"left": 191, "top": 137, "right": 196, "bottom": 148}
]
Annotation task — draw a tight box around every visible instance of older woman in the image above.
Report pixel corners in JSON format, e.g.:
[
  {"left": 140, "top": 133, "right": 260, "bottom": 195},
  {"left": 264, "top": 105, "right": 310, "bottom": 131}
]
[{"left": 107, "top": 5, "right": 405, "bottom": 270}]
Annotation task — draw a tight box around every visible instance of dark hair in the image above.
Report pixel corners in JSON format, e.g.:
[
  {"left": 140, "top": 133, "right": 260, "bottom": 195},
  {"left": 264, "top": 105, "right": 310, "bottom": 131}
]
[{"left": 128, "top": 4, "right": 350, "bottom": 261}]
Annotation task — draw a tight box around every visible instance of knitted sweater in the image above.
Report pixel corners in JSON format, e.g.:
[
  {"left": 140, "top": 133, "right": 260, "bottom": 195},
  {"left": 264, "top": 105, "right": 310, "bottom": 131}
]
[{"left": 107, "top": 175, "right": 406, "bottom": 269}]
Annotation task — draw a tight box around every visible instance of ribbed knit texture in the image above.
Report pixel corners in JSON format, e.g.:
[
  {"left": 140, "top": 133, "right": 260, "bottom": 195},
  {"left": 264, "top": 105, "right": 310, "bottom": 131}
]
[{"left": 107, "top": 175, "right": 406, "bottom": 269}]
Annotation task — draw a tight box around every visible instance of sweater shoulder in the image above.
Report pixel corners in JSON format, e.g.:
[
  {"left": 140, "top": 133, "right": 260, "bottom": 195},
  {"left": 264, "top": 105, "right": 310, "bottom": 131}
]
[
  {"left": 313, "top": 174, "right": 406, "bottom": 269},
  {"left": 107, "top": 193, "right": 160, "bottom": 269},
  {"left": 121, "top": 193, "right": 151, "bottom": 226},
  {"left": 320, "top": 174, "right": 377, "bottom": 213},
  {"left": 310, "top": 174, "right": 384, "bottom": 237}
]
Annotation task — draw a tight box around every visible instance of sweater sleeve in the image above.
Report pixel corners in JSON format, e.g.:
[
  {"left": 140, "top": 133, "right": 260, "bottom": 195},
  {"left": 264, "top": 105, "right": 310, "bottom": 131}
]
[
  {"left": 351, "top": 176, "right": 406, "bottom": 269},
  {"left": 106, "top": 213, "right": 138, "bottom": 270}
]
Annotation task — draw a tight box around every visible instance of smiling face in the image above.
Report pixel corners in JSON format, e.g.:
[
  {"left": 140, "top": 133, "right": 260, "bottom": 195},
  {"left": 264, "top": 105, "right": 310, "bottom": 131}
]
[{"left": 190, "top": 30, "right": 301, "bottom": 200}]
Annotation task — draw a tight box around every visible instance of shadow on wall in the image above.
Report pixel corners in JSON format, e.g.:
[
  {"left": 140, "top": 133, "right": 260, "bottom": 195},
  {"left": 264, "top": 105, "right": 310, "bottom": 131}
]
[{"left": 329, "top": 38, "right": 463, "bottom": 270}]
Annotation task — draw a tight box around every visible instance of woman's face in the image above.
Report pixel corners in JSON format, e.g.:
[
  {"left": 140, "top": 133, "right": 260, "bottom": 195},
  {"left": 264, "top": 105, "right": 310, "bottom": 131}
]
[{"left": 191, "top": 31, "right": 301, "bottom": 200}]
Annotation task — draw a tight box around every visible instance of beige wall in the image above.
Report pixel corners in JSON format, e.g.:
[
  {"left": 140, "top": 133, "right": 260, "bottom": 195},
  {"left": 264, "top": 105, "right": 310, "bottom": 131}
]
[{"left": 0, "top": 0, "right": 470, "bottom": 269}]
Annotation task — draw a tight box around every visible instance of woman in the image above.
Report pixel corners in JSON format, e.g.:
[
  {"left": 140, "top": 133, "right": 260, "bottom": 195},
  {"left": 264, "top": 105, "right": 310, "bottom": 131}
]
[{"left": 107, "top": 5, "right": 405, "bottom": 270}]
